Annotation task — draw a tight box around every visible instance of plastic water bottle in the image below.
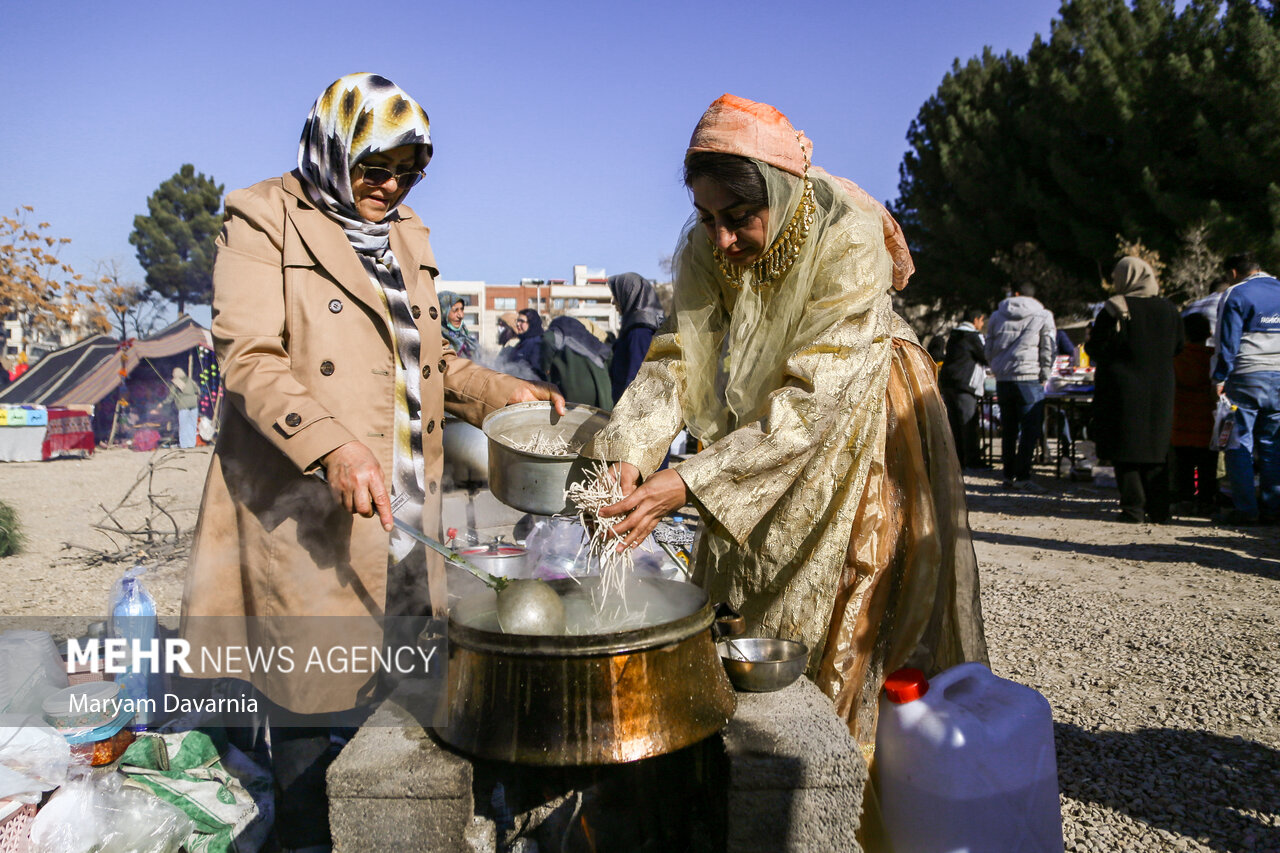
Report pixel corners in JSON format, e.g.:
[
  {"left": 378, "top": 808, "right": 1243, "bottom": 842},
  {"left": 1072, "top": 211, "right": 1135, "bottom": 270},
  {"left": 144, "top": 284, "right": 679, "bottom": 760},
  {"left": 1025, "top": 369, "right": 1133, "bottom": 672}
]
[
  {"left": 876, "top": 662, "right": 1064, "bottom": 852},
  {"left": 108, "top": 566, "right": 157, "bottom": 726}
]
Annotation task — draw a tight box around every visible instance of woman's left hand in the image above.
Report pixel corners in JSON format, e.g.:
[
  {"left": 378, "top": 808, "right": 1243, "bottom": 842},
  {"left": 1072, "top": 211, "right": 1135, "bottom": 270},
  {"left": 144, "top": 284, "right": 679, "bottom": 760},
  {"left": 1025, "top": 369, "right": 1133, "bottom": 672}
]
[
  {"left": 597, "top": 468, "right": 689, "bottom": 552},
  {"left": 506, "top": 381, "right": 567, "bottom": 415}
]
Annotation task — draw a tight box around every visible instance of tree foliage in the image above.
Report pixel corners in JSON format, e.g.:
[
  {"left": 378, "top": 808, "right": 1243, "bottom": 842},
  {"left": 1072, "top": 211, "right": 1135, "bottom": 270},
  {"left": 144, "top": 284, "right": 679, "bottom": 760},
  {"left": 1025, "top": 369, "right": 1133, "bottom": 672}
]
[
  {"left": 129, "top": 164, "right": 223, "bottom": 315},
  {"left": 893, "top": 0, "right": 1280, "bottom": 319},
  {"left": 0, "top": 207, "right": 105, "bottom": 353},
  {"left": 94, "top": 259, "right": 169, "bottom": 340}
]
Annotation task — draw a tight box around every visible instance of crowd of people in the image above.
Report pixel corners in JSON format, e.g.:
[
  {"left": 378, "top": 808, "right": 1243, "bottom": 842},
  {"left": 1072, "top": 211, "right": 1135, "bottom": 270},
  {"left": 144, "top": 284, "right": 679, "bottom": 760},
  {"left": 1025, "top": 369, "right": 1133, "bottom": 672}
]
[
  {"left": 435, "top": 274, "right": 666, "bottom": 414},
  {"left": 935, "top": 252, "right": 1280, "bottom": 526}
]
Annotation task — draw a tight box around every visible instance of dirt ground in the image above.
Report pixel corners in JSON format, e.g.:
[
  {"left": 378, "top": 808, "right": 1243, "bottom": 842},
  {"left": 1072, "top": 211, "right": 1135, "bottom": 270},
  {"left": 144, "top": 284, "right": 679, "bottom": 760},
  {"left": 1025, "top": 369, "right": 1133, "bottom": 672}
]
[
  {"left": 0, "top": 447, "right": 1276, "bottom": 850},
  {"left": 0, "top": 446, "right": 209, "bottom": 640}
]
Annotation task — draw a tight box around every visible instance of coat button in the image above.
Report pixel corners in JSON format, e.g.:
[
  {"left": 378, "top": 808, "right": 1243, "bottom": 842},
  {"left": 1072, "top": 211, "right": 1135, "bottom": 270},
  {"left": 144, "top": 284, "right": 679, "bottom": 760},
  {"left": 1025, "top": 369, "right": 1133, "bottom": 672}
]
[
  {"left": 411, "top": 305, "right": 421, "bottom": 319},
  {"left": 429, "top": 306, "right": 439, "bottom": 319},
  {"left": 320, "top": 360, "right": 335, "bottom": 376},
  {"left": 285, "top": 413, "right": 301, "bottom": 427},
  {"left": 426, "top": 419, "right": 436, "bottom": 434},
  {"left": 429, "top": 481, "right": 438, "bottom": 494},
  {"left": 328, "top": 299, "right": 342, "bottom": 313},
  {"left": 422, "top": 365, "right": 431, "bottom": 379},
  {"left": 438, "top": 359, "right": 447, "bottom": 374}
]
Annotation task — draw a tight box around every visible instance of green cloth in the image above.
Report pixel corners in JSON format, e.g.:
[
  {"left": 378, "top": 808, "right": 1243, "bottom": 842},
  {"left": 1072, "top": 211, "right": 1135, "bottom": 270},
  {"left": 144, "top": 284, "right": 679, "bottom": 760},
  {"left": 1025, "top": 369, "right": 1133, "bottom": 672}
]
[
  {"left": 543, "top": 346, "right": 614, "bottom": 411},
  {"left": 120, "top": 729, "right": 272, "bottom": 853}
]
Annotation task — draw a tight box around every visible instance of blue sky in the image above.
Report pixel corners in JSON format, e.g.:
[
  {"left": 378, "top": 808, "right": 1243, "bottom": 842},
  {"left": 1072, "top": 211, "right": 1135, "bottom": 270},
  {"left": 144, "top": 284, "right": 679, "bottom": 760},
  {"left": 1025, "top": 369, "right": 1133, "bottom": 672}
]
[{"left": 3, "top": 0, "right": 1070, "bottom": 323}]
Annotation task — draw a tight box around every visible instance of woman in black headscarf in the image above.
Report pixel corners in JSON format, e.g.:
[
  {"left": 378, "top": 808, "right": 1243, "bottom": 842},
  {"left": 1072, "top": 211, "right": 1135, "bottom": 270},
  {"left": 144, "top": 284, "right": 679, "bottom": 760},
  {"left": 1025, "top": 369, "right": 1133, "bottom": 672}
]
[
  {"left": 504, "top": 308, "right": 546, "bottom": 380},
  {"left": 607, "top": 272, "right": 665, "bottom": 401}
]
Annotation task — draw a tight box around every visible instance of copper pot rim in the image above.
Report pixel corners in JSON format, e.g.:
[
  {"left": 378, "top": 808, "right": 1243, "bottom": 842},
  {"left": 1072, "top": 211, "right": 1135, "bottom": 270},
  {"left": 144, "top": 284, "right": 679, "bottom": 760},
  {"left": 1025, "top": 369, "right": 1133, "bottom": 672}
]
[{"left": 448, "top": 577, "right": 714, "bottom": 658}]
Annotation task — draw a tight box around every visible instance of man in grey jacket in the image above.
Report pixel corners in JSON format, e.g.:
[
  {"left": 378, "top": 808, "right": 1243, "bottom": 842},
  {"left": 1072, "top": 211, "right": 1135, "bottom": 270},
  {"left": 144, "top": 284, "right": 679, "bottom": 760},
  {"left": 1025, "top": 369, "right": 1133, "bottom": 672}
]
[{"left": 986, "top": 284, "right": 1057, "bottom": 491}]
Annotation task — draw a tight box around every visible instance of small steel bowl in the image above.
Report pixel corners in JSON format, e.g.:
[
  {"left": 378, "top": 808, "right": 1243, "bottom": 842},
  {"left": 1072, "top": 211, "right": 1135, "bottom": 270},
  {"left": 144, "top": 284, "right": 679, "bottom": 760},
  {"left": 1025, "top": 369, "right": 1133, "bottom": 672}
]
[{"left": 717, "top": 637, "right": 810, "bottom": 692}]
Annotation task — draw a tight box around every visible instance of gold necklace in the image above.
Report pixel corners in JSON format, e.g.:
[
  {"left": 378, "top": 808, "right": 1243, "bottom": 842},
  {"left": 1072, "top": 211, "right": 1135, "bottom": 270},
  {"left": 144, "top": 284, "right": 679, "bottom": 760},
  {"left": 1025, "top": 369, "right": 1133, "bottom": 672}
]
[{"left": 713, "top": 176, "right": 816, "bottom": 291}]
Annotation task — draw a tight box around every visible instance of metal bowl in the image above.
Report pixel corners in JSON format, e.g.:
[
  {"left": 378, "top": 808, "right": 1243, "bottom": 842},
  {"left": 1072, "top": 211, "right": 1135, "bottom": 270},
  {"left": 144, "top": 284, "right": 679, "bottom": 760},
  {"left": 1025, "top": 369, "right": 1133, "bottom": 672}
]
[
  {"left": 483, "top": 402, "right": 610, "bottom": 515},
  {"left": 717, "top": 637, "right": 810, "bottom": 692}
]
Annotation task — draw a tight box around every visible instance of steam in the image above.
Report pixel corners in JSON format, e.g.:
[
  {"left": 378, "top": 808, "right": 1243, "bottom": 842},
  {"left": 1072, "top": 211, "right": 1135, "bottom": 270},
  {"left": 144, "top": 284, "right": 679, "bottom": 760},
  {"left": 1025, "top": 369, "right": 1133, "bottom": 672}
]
[{"left": 466, "top": 345, "right": 542, "bottom": 383}]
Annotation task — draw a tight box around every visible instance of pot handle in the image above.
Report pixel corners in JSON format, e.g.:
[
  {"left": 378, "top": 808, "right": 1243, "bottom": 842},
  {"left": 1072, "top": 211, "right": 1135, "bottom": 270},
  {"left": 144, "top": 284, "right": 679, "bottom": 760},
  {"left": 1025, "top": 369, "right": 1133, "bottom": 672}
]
[{"left": 713, "top": 602, "right": 746, "bottom": 638}]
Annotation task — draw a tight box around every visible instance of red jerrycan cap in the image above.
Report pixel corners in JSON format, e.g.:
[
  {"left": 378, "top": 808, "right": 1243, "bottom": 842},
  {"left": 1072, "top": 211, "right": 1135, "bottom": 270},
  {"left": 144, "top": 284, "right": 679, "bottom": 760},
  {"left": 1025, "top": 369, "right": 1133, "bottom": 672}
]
[{"left": 883, "top": 668, "right": 929, "bottom": 704}]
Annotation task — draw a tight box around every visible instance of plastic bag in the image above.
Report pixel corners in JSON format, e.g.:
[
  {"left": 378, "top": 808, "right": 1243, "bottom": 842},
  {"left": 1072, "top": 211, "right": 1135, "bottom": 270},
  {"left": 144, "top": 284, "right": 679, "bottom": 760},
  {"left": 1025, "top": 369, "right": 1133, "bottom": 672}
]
[
  {"left": 524, "top": 517, "right": 591, "bottom": 579},
  {"left": 29, "top": 768, "right": 194, "bottom": 853},
  {"left": 524, "top": 517, "right": 682, "bottom": 581},
  {"left": 1211, "top": 395, "right": 1237, "bottom": 451},
  {"left": 0, "top": 630, "right": 69, "bottom": 715},
  {"left": 0, "top": 714, "right": 70, "bottom": 802}
]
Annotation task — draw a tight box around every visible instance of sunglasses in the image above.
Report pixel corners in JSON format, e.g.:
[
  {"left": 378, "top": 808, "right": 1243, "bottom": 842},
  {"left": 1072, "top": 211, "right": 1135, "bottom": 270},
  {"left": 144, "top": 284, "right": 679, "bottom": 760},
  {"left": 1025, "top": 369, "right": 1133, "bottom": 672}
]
[{"left": 354, "top": 162, "right": 424, "bottom": 189}]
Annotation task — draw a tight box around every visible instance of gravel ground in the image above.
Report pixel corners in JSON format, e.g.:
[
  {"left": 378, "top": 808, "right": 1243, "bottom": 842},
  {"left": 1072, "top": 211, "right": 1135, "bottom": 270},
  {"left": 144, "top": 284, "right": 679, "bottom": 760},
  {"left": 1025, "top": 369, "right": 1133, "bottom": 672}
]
[
  {"left": 969, "top": 469, "right": 1280, "bottom": 853},
  {"left": 0, "top": 449, "right": 1276, "bottom": 851}
]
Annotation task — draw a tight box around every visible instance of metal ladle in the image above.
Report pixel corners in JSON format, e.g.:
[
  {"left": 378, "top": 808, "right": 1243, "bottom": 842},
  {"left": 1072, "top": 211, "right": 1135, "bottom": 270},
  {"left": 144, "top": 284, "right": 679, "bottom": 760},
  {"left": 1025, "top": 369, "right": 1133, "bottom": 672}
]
[{"left": 392, "top": 518, "right": 566, "bottom": 635}]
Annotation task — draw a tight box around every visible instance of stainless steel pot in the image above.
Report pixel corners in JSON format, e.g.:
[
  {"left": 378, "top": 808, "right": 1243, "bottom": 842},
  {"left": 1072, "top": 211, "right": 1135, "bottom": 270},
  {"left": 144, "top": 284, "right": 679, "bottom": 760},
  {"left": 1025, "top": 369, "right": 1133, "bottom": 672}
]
[
  {"left": 482, "top": 402, "right": 610, "bottom": 516},
  {"left": 456, "top": 541, "right": 528, "bottom": 578},
  {"left": 436, "top": 577, "right": 736, "bottom": 765}
]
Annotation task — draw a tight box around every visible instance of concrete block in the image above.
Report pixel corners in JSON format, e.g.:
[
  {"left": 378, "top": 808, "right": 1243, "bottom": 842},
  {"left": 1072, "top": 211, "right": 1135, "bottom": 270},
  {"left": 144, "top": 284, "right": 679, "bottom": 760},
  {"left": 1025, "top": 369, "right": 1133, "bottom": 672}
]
[
  {"left": 723, "top": 679, "right": 868, "bottom": 791},
  {"left": 722, "top": 678, "right": 866, "bottom": 852},
  {"left": 726, "top": 788, "right": 860, "bottom": 853},
  {"left": 329, "top": 683, "right": 475, "bottom": 851},
  {"left": 330, "top": 795, "right": 470, "bottom": 852},
  {"left": 463, "top": 815, "right": 497, "bottom": 852},
  {"left": 328, "top": 684, "right": 472, "bottom": 800}
]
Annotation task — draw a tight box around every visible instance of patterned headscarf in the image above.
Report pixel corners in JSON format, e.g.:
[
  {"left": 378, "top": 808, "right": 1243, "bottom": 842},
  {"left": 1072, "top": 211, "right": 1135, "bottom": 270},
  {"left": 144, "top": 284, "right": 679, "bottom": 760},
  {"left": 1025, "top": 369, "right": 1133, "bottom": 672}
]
[{"left": 297, "top": 73, "right": 432, "bottom": 254}]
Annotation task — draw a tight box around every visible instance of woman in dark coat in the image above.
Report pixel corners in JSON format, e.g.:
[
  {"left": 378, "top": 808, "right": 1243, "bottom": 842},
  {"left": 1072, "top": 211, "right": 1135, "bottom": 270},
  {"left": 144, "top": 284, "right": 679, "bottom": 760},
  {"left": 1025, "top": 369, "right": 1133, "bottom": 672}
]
[
  {"left": 543, "top": 315, "right": 614, "bottom": 410},
  {"left": 607, "top": 272, "right": 664, "bottom": 401},
  {"left": 503, "top": 308, "right": 546, "bottom": 380},
  {"left": 1090, "top": 257, "right": 1185, "bottom": 522}
]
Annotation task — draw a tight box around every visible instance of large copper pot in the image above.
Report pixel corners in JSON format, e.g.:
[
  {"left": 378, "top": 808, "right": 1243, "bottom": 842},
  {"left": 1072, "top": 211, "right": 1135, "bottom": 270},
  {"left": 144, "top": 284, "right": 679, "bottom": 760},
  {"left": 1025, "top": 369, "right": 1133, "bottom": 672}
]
[{"left": 435, "top": 577, "right": 736, "bottom": 765}]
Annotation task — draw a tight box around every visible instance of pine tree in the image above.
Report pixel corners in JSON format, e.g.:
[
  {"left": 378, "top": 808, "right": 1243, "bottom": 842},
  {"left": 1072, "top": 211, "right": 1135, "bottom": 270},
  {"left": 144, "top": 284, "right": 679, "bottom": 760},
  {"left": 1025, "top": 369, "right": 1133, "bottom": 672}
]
[
  {"left": 893, "top": 0, "right": 1280, "bottom": 317},
  {"left": 129, "top": 165, "right": 223, "bottom": 315}
]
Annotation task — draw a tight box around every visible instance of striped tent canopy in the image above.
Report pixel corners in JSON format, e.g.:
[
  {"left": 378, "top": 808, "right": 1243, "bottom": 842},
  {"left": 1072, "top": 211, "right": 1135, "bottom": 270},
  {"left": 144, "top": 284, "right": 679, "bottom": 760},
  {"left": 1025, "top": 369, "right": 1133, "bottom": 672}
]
[{"left": 0, "top": 316, "right": 213, "bottom": 407}]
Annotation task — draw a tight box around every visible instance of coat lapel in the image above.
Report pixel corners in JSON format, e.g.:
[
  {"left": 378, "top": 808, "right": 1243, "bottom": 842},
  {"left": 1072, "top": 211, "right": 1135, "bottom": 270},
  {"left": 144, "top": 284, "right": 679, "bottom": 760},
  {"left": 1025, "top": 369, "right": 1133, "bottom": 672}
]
[
  {"left": 280, "top": 172, "right": 389, "bottom": 326},
  {"left": 286, "top": 206, "right": 388, "bottom": 318},
  {"left": 389, "top": 208, "right": 438, "bottom": 309}
]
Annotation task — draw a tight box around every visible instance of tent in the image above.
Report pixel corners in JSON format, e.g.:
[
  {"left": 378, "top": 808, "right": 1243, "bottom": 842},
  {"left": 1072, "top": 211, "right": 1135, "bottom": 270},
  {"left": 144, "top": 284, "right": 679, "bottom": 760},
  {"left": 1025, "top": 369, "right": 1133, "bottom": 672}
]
[
  {"left": 0, "top": 317, "right": 217, "bottom": 443},
  {"left": 0, "top": 317, "right": 213, "bottom": 408}
]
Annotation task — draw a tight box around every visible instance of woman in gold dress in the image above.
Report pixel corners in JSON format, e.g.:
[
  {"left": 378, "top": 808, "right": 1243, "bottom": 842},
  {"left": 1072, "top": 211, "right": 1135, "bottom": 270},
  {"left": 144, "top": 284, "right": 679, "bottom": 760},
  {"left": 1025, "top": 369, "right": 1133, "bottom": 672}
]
[{"left": 587, "top": 95, "right": 988, "bottom": 771}]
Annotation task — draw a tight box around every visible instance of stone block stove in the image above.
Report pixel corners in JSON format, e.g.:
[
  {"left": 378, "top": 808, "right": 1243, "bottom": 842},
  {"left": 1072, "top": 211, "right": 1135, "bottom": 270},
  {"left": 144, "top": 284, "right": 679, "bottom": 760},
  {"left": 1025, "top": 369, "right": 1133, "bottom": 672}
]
[{"left": 328, "top": 678, "right": 866, "bottom": 853}]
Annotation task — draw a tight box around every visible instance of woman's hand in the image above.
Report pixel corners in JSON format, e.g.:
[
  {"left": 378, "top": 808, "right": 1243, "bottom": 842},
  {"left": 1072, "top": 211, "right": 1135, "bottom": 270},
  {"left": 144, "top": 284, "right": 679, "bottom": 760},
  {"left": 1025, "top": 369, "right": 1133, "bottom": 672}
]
[
  {"left": 322, "top": 441, "right": 393, "bottom": 531},
  {"left": 506, "top": 380, "right": 567, "bottom": 415},
  {"left": 597, "top": 467, "right": 689, "bottom": 551}
]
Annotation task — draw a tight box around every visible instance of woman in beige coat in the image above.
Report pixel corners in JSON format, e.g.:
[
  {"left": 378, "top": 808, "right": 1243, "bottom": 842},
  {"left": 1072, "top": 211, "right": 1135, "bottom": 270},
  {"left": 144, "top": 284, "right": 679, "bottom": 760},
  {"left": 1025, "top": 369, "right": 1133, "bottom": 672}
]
[{"left": 180, "top": 73, "right": 560, "bottom": 851}]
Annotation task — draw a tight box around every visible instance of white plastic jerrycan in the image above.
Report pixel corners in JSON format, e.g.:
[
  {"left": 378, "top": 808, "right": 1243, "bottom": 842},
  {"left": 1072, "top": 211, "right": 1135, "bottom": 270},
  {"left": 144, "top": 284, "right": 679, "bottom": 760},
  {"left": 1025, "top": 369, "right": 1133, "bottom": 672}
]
[{"left": 876, "top": 662, "right": 1064, "bottom": 853}]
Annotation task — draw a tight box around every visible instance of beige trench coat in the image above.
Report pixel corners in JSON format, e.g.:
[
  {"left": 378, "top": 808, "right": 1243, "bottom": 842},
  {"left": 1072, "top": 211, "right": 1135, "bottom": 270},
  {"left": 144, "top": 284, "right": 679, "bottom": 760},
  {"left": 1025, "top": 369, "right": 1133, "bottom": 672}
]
[{"left": 180, "top": 172, "right": 521, "bottom": 714}]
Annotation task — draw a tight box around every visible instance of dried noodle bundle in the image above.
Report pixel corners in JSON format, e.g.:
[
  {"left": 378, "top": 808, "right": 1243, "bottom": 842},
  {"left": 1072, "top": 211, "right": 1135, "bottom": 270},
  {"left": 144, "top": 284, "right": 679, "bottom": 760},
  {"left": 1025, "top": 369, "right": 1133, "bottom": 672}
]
[
  {"left": 509, "top": 432, "right": 579, "bottom": 456},
  {"left": 565, "top": 461, "right": 635, "bottom": 619}
]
